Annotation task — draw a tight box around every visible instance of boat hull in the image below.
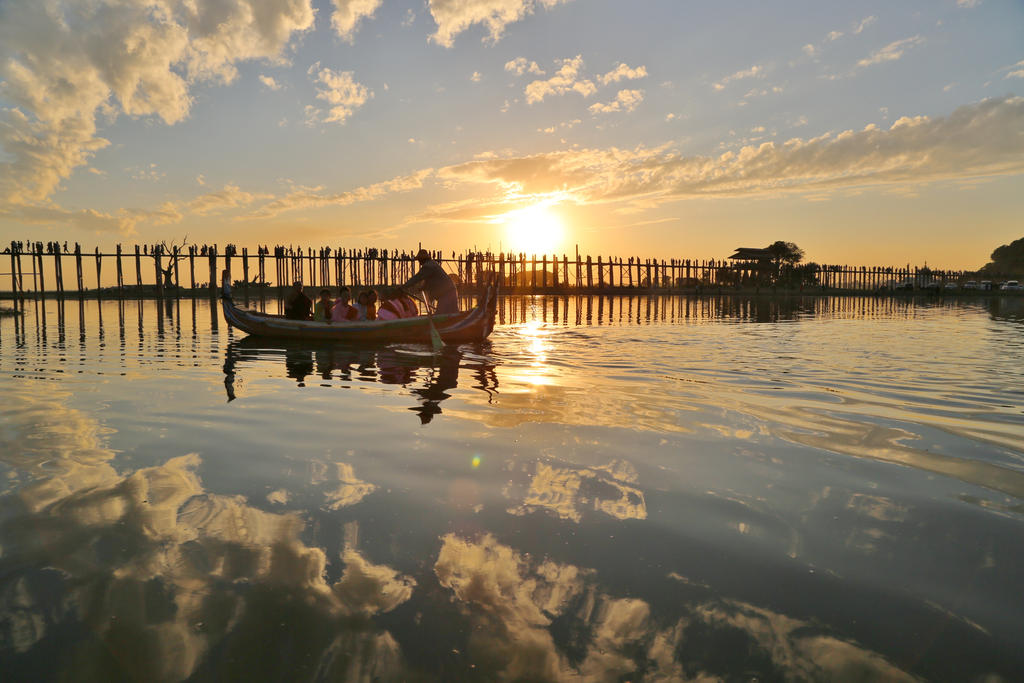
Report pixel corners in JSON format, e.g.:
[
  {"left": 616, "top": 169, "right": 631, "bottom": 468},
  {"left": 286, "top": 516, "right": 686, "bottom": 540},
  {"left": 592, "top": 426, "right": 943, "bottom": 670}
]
[{"left": 219, "top": 274, "right": 498, "bottom": 344}]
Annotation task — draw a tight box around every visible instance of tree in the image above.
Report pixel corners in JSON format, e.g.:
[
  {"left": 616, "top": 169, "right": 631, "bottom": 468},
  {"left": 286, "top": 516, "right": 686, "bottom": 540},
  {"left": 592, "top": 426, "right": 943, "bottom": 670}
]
[
  {"left": 149, "top": 236, "right": 190, "bottom": 288},
  {"left": 765, "top": 241, "right": 805, "bottom": 267},
  {"left": 981, "top": 236, "right": 1024, "bottom": 275}
]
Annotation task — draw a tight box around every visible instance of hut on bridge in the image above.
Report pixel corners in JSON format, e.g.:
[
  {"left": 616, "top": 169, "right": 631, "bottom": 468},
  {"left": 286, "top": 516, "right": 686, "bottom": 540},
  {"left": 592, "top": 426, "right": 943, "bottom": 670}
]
[{"left": 727, "top": 247, "right": 775, "bottom": 285}]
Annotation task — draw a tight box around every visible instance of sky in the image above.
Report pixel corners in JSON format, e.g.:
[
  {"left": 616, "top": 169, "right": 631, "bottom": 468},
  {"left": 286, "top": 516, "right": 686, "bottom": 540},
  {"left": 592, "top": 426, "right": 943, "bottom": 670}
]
[{"left": 0, "top": 0, "right": 1022, "bottom": 269}]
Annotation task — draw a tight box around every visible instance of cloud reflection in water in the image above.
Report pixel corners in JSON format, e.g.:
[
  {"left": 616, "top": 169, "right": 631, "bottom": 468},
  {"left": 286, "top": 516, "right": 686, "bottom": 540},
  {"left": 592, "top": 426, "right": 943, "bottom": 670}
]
[{"left": 433, "top": 532, "right": 917, "bottom": 681}]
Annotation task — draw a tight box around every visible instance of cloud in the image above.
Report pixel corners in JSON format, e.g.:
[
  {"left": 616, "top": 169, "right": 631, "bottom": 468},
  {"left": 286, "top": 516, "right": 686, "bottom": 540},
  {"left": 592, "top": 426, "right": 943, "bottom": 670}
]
[
  {"left": 0, "top": 0, "right": 315, "bottom": 207},
  {"left": 589, "top": 89, "right": 644, "bottom": 114},
  {"left": 331, "top": 0, "right": 383, "bottom": 42},
  {"left": 712, "top": 64, "right": 765, "bottom": 91},
  {"left": 1004, "top": 60, "right": 1024, "bottom": 79},
  {"left": 437, "top": 96, "right": 1024, "bottom": 209},
  {"left": 259, "top": 75, "right": 282, "bottom": 91},
  {"left": 0, "top": 199, "right": 185, "bottom": 235},
  {"left": 505, "top": 57, "right": 545, "bottom": 76},
  {"left": 524, "top": 55, "right": 596, "bottom": 104},
  {"left": 306, "top": 63, "right": 373, "bottom": 125},
  {"left": 957, "top": 0, "right": 982, "bottom": 7},
  {"left": 428, "top": 0, "right": 572, "bottom": 47},
  {"left": 470, "top": 71, "right": 483, "bottom": 82},
  {"left": 0, "top": 204, "right": 125, "bottom": 234},
  {"left": 127, "top": 163, "right": 165, "bottom": 182},
  {"left": 598, "top": 63, "right": 647, "bottom": 86},
  {"left": 856, "top": 36, "right": 925, "bottom": 69},
  {"left": 187, "top": 184, "right": 271, "bottom": 215},
  {"left": 245, "top": 169, "right": 433, "bottom": 219},
  {"left": 853, "top": 15, "right": 877, "bottom": 34},
  {"left": 743, "top": 85, "right": 784, "bottom": 100}
]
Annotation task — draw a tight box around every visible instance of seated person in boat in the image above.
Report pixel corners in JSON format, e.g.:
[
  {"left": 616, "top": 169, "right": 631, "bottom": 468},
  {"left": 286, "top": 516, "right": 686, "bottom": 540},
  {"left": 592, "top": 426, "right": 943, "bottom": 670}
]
[
  {"left": 354, "top": 289, "right": 377, "bottom": 321},
  {"left": 283, "top": 281, "right": 312, "bottom": 320},
  {"left": 313, "top": 289, "right": 333, "bottom": 321},
  {"left": 404, "top": 248, "right": 458, "bottom": 314},
  {"left": 377, "top": 287, "right": 410, "bottom": 320},
  {"left": 330, "top": 286, "right": 358, "bottom": 321},
  {"left": 398, "top": 290, "right": 419, "bottom": 317}
]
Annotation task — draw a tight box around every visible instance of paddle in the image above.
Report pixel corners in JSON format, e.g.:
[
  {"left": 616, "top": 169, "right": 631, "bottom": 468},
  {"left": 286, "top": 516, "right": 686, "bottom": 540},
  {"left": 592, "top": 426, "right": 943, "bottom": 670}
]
[{"left": 402, "top": 288, "right": 444, "bottom": 351}]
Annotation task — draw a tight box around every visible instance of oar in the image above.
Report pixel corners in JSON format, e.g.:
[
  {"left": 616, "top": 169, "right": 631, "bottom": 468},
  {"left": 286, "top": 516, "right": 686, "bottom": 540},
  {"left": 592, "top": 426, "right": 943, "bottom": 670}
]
[{"left": 403, "top": 289, "right": 444, "bottom": 351}]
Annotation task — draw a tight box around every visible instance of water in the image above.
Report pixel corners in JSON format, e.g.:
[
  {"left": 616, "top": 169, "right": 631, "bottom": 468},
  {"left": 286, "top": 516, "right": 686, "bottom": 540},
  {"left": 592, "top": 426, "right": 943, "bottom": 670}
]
[{"left": 1, "top": 294, "right": 1023, "bottom": 681}]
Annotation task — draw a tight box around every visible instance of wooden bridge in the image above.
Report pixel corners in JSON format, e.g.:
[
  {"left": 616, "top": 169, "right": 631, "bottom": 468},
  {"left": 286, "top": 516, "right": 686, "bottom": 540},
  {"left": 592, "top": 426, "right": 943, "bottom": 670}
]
[{"left": 0, "top": 241, "right": 1014, "bottom": 299}]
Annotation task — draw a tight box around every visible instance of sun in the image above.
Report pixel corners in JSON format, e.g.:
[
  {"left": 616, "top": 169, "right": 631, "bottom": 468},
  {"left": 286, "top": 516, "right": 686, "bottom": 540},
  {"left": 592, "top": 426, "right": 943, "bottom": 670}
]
[{"left": 501, "top": 203, "right": 566, "bottom": 255}]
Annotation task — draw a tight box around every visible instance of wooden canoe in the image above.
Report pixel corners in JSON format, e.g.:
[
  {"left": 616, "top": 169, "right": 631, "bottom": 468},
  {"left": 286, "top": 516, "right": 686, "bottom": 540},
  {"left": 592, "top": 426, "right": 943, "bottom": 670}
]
[{"left": 219, "top": 271, "right": 498, "bottom": 344}]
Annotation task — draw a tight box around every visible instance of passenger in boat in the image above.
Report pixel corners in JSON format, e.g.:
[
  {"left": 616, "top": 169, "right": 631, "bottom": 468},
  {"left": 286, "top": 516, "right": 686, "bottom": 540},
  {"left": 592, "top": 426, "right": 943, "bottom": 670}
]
[
  {"left": 313, "top": 289, "right": 334, "bottom": 322},
  {"left": 404, "top": 248, "right": 458, "bottom": 314},
  {"left": 330, "top": 286, "right": 358, "bottom": 321},
  {"left": 283, "top": 281, "right": 312, "bottom": 320},
  {"left": 398, "top": 291, "right": 419, "bottom": 317},
  {"left": 377, "top": 288, "right": 408, "bottom": 321},
  {"left": 354, "top": 289, "right": 377, "bottom": 321}
]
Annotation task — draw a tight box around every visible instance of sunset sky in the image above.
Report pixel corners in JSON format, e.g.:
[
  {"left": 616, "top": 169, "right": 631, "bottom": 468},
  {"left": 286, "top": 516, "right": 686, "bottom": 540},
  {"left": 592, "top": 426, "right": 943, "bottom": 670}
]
[{"left": 1, "top": 0, "right": 1022, "bottom": 269}]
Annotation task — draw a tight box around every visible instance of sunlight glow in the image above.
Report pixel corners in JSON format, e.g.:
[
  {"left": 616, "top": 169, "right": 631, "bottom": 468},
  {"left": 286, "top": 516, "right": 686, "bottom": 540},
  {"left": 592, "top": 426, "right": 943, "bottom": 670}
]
[
  {"left": 508, "top": 319, "right": 554, "bottom": 387},
  {"left": 501, "top": 202, "right": 566, "bottom": 255}
]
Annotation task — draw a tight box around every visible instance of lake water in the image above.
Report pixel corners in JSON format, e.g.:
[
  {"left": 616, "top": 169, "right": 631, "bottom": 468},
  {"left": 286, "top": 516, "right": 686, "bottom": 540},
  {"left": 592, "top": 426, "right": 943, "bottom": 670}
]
[{"left": 1, "top": 294, "right": 1023, "bottom": 681}]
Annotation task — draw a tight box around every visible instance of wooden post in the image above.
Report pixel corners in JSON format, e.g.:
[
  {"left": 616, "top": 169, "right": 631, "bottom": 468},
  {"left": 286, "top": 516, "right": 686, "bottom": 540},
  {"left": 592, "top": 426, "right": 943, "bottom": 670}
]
[
  {"left": 135, "top": 245, "right": 142, "bottom": 286},
  {"left": 115, "top": 244, "right": 124, "bottom": 294},
  {"left": 36, "top": 245, "right": 45, "bottom": 294},
  {"left": 531, "top": 255, "right": 537, "bottom": 290},
  {"left": 242, "top": 247, "right": 250, "bottom": 294},
  {"left": 189, "top": 247, "right": 196, "bottom": 289},
  {"left": 586, "top": 256, "right": 593, "bottom": 289},
  {"left": 154, "top": 248, "right": 163, "bottom": 297},
  {"left": 9, "top": 250, "right": 19, "bottom": 297},
  {"left": 607, "top": 256, "right": 615, "bottom": 288},
  {"left": 54, "top": 249, "right": 63, "bottom": 294},
  {"left": 208, "top": 246, "right": 217, "bottom": 295},
  {"left": 172, "top": 246, "right": 180, "bottom": 297},
  {"left": 93, "top": 247, "right": 102, "bottom": 291},
  {"left": 75, "top": 245, "right": 84, "bottom": 293},
  {"left": 597, "top": 256, "right": 604, "bottom": 289},
  {"left": 563, "top": 255, "right": 569, "bottom": 290}
]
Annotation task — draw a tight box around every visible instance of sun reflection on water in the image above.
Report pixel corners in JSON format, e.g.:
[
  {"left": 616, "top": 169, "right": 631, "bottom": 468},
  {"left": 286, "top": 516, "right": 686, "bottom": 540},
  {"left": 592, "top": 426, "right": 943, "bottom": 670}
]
[{"left": 509, "top": 319, "right": 555, "bottom": 388}]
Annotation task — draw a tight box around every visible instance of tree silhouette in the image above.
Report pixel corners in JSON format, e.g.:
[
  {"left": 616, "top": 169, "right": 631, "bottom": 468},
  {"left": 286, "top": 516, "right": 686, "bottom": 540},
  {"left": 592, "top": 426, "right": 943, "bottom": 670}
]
[
  {"left": 149, "top": 236, "right": 190, "bottom": 288},
  {"left": 982, "top": 236, "right": 1024, "bottom": 275},
  {"left": 765, "top": 241, "right": 805, "bottom": 267}
]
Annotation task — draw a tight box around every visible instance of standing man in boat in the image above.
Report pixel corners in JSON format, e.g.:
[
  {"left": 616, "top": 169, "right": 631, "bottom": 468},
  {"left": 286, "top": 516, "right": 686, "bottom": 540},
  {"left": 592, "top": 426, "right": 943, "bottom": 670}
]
[
  {"left": 404, "top": 249, "right": 458, "bottom": 314},
  {"left": 283, "top": 281, "right": 312, "bottom": 320}
]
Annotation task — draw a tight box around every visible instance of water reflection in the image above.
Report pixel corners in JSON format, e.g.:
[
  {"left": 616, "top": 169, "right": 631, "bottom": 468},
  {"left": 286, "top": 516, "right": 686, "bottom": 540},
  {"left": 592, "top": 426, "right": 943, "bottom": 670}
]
[
  {"left": 2, "top": 295, "right": 1024, "bottom": 680},
  {"left": 222, "top": 338, "right": 498, "bottom": 424},
  {"left": 432, "top": 532, "right": 918, "bottom": 681}
]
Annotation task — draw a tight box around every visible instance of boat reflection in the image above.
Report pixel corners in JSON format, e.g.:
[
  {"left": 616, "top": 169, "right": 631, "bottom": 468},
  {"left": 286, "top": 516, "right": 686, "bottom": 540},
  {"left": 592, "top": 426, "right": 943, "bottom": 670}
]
[{"left": 222, "top": 337, "right": 498, "bottom": 424}]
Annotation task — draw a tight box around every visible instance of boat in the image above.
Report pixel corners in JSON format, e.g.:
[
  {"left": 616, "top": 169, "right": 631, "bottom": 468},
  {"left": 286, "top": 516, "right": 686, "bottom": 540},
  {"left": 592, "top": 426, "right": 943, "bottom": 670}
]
[{"left": 220, "top": 271, "right": 498, "bottom": 344}]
